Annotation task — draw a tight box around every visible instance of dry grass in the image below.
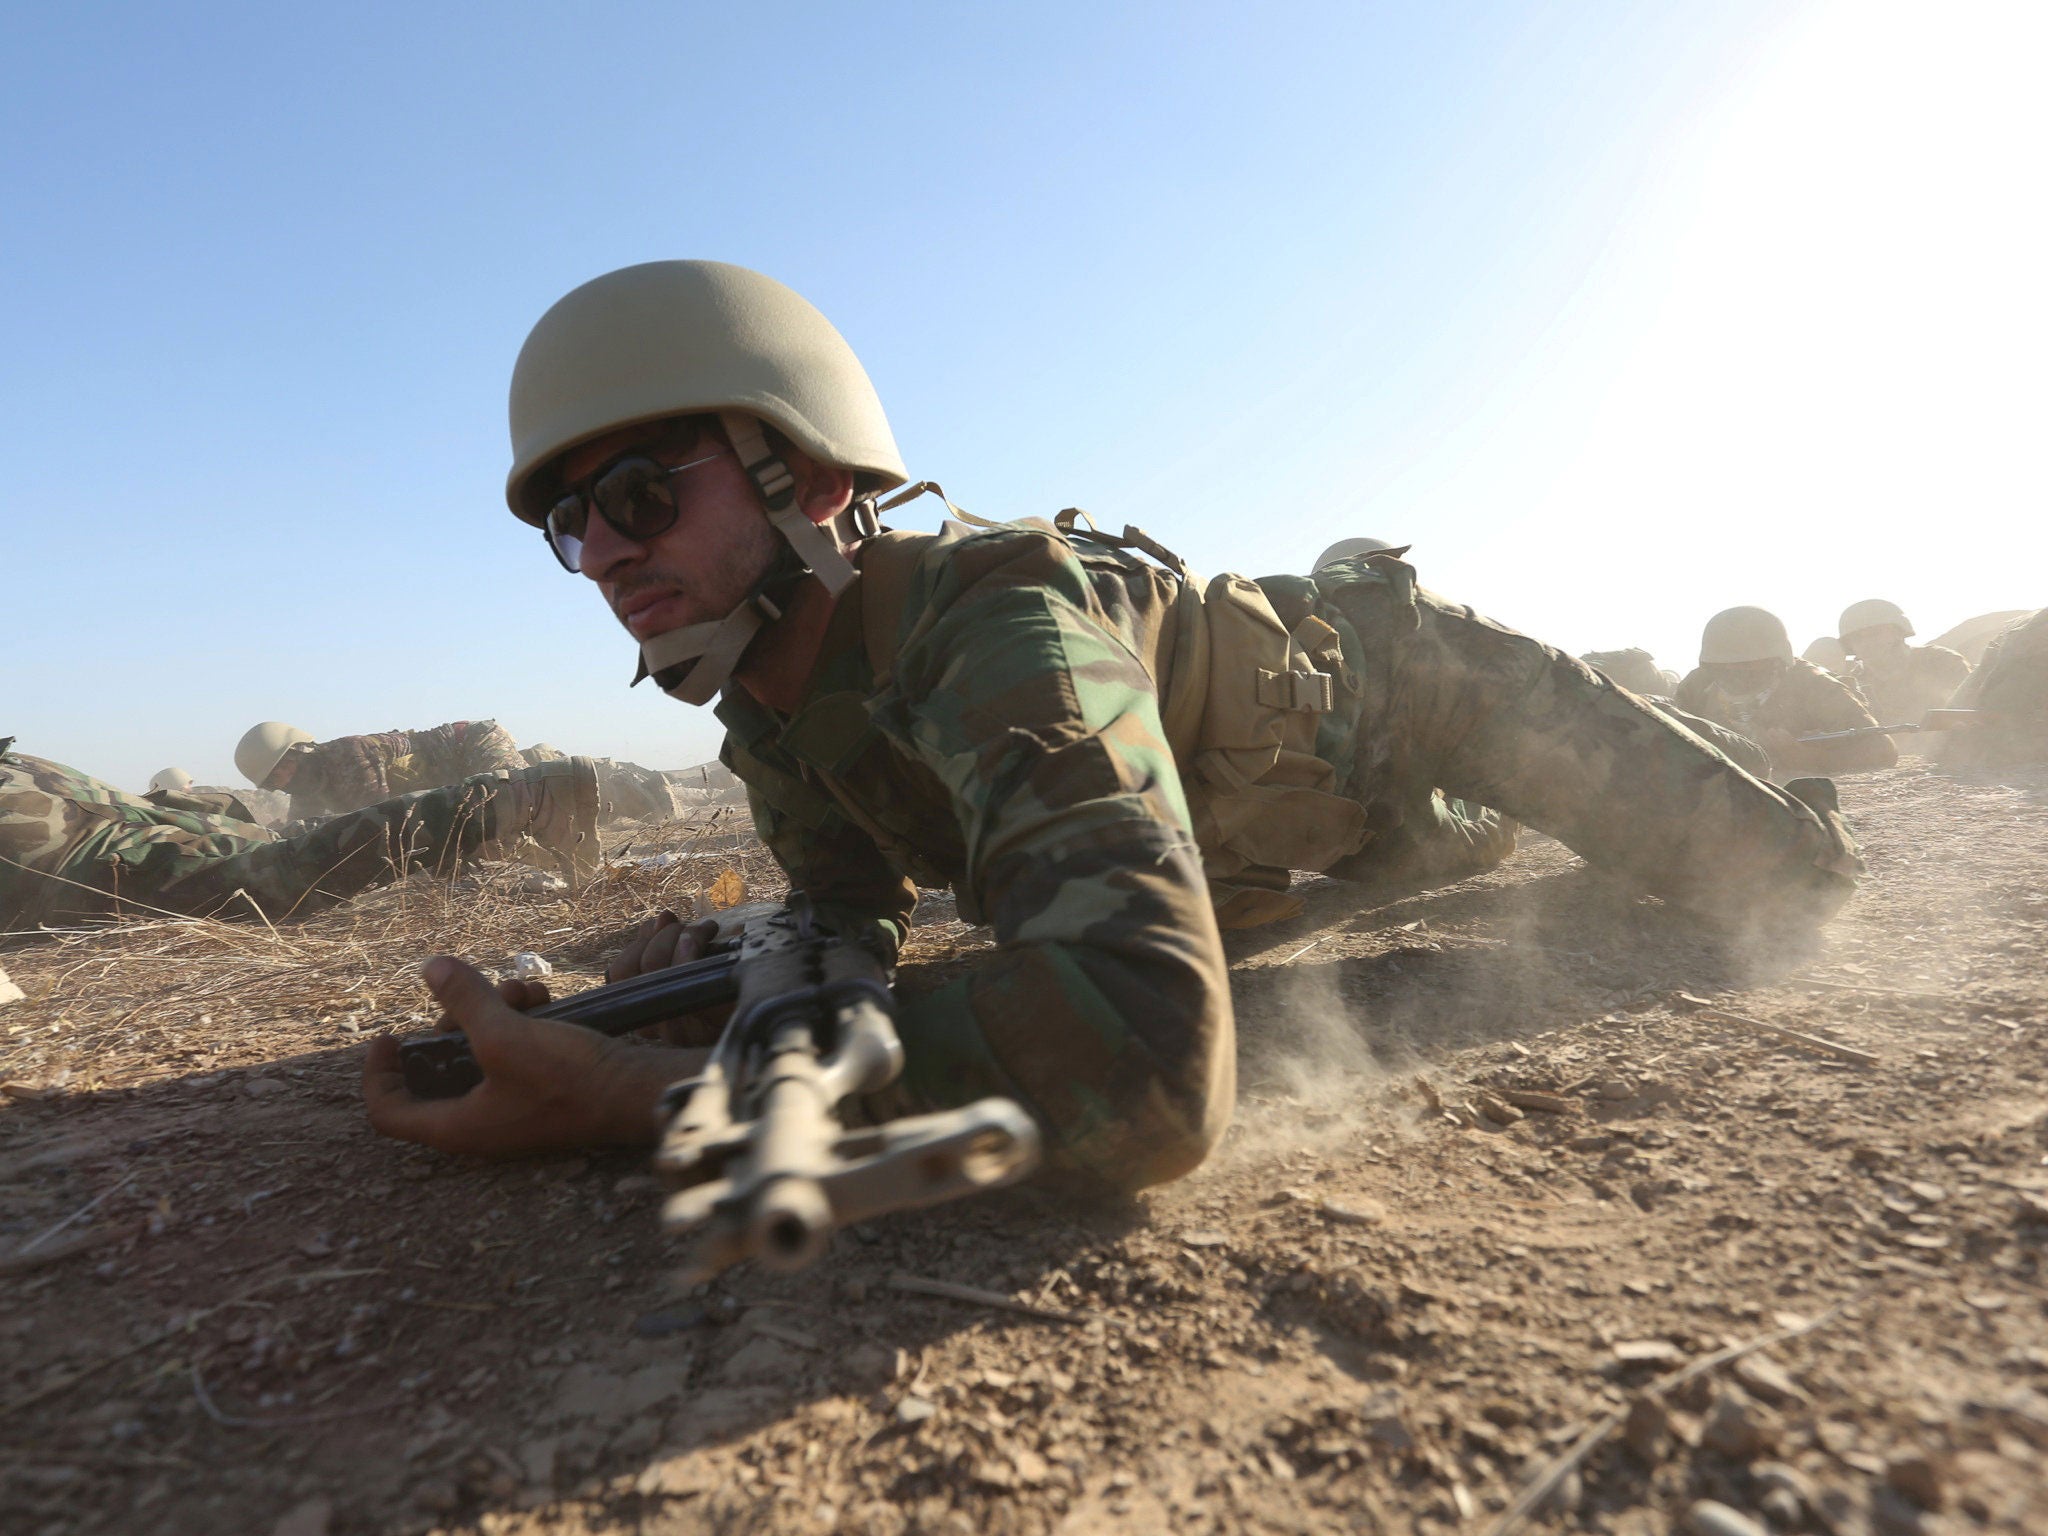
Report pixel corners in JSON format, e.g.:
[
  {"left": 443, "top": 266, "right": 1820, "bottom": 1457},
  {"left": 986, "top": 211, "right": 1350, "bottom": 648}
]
[{"left": 0, "top": 807, "right": 787, "bottom": 1093}]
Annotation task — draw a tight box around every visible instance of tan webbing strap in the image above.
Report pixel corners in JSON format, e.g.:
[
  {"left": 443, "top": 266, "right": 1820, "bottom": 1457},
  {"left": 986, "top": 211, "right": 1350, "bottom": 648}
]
[
  {"left": 876, "top": 480, "right": 989, "bottom": 527},
  {"left": 718, "top": 411, "right": 858, "bottom": 595},
  {"left": 1052, "top": 508, "right": 1187, "bottom": 576},
  {"left": 638, "top": 598, "right": 773, "bottom": 706}
]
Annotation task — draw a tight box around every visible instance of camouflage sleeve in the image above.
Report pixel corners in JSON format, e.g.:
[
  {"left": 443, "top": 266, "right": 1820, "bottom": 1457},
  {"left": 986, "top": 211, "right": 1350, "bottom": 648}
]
[
  {"left": 718, "top": 720, "right": 919, "bottom": 954},
  {"left": 1778, "top": 670, "right": 1895, "bottom": 776},
  {"left": 864, "top": 531, "right": 1233, "bottom": 1192}
]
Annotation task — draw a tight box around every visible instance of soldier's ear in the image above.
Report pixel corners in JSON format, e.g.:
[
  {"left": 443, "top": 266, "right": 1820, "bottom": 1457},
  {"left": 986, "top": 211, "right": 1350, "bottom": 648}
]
[{"left": 797, "top": 461, "right": 856, "bottom": 528}]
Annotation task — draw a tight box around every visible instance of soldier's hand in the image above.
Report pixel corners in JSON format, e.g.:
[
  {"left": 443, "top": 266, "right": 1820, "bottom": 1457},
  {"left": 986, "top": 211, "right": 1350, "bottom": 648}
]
[
  {"left": 361, "top": 956, "right": 699, "bottom": 1157},
  {"left": 606, "top": 909, "right": 718, "bottom": 982},
  {"left": 606, "top": 910, "right": 731, "bottom": 1046}
]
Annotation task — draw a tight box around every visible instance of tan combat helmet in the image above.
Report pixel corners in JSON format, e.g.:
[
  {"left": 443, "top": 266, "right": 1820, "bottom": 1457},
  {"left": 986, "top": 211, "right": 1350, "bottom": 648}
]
[
  {"left": 1802, "top": 636, "right": 1852, "bottom": 672},
  {"left": 1699, "top": 607, "right": 1794, "bottom": 666},
  {"left": 507, "top": 261, "right": 908, "bottom": 704},
  {"left": 1838, "top": 598, "right": 1913, "bottom": 641},
  {"left": 148, "top": 767, "right": 194, "bottom": 795},
  {"left": 235, "top": 722, "right": 314, "bottom": 788},
  {"left": 1313, "top": 536, "right": 1393, "bottom": 570}
]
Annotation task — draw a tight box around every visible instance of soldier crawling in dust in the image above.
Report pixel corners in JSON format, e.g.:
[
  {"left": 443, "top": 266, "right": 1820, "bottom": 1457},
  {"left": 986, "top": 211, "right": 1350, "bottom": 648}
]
[
  {"left": 1833, "top": 599, "right": 1971, "bottom": 729},
  {"left": 359, "top": 260, "right": 1867, "bottom": 1192},
  {"left": 239, "top": 720, "right": 679, "bottom": 827},
  {"left": 0, "top": 738, "right": 600, "bottom": 936},
  {"left": 1675, "top": 608, "right": 1898, "bottom": 779}
]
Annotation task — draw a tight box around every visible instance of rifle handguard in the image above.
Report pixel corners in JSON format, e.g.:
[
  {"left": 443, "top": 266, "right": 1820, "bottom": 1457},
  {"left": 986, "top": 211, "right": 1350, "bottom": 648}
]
[{"left": 653, "top": 911, "right": 1040, "bottom": 1281}]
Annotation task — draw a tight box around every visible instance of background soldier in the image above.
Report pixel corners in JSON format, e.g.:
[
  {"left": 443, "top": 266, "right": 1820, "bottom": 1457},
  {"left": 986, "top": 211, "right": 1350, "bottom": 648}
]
[
  {"left": 237, "top": 719, "right": 528, "bottom": 821},
  {"left": 1675, "top": 607, "right": 1897, "bottom": 777},
  {"left": 364, "top": 261, "right": 1866, "bottom": 1190},
  {"left": 1836, "top": 599, "right": 1971, "bottom": 727},
  {"left": 2, "top": 740, "right": 599, "bottom": 934},
  {"left": 1939, "top": 608, "right": 2047, "bottom": 768}
]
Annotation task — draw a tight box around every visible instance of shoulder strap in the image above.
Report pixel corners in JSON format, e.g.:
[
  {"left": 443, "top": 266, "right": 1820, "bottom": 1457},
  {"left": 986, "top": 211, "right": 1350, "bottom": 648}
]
[{"left": 857, "top": 530, "right": 939, "bottom": 686}]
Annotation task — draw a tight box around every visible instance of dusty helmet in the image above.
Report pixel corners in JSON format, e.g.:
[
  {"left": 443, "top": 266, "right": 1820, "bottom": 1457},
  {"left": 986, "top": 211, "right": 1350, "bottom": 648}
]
[
  {"left": 1802, "top": 636, "right": 1852, "bottom": 672},
  {"left": 1838, "top": 598, "right": 1913, "bottom": 641},
  {"left": 507, "top": 261, "right": 908, "bottom": 704},
  {"left": 148, "top": 767, "right": 194, "bottom": 795},
  {"left": 1699, "top": 607, "right": 1793, "bottom": 666},
  {"left": 1313, "top": 536, "right": 1393, "bottom": 570},
  {"left": 235, "top": 722, "right": 313, "bottom": 788}
]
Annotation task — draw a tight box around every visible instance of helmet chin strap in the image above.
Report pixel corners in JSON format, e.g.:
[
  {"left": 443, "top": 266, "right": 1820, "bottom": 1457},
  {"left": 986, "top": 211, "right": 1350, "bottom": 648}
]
[{"left": 630, "top": 412, "right": 879, "bottom": 705}]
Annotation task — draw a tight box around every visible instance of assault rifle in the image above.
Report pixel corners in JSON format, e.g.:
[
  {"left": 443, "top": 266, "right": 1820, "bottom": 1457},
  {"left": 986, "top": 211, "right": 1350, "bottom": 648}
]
[
  {"left": 1798, "top": 707, "right": 1984, "bottom": 745},
  {"left": 395, "top": 902, "right": 1040, "bottom": 1281}
]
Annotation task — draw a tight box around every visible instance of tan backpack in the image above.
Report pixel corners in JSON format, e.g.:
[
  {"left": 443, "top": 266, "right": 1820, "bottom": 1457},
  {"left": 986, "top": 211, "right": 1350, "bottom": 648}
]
[{"left": 855, "top": 498, "right": 1367, "bottom": 925}]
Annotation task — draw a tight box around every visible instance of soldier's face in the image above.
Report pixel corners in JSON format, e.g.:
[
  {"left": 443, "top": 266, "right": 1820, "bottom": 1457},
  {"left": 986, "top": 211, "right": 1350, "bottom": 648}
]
[
  {"left": 1708, "top": 659, "right": 1786, "bottom": 695},
  {"left": 1843, "top": 625, "right": 1907, "bottom": 663},
  {"left": 555, "top": 422, "right": 781, "bottom": 643}
]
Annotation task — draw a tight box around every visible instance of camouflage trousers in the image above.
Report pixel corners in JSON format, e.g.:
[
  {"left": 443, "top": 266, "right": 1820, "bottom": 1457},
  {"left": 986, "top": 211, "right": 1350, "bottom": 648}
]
[
  {"left": 0, "top": 748, "right": 501, "bottom": 935},
  {"left": 1286, "top": 563, "right": 1863, "bottom": 929}
]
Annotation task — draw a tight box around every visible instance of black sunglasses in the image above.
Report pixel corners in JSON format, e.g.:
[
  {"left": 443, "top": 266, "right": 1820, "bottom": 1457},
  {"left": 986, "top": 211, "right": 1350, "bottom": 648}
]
[{"left": 543, "top": 446, "right": 727, "bottom": 573}]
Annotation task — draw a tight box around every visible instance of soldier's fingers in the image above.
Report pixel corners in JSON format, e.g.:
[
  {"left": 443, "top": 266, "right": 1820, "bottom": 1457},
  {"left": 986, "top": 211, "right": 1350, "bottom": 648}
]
[
  {"left": 494, "top": 978, "right": 553, "bottom": 1011},
  {"left": 608, "top": 910, "right": 686, "bottom": 982}
]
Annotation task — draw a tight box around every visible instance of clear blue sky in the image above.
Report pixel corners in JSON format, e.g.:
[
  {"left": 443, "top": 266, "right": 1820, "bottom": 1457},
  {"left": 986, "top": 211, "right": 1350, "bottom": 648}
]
[{"left": 7, "top": 2, "right": 2042, "bottom": 791}]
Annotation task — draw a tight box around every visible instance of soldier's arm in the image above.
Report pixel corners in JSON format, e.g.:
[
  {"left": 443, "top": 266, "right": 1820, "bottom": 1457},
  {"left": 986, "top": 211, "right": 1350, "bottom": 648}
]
[
  {"left": 1781, "top": 673, "right": 1898, "bottom": 774},
  {"left": 866, "top": 534, "right": 1233, "bottom": 1193}
]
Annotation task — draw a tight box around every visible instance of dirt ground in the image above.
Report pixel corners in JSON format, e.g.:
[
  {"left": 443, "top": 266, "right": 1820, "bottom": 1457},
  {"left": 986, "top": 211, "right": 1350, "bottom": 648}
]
[{"left": 3, "top": 761, "right": 2045, "bottom": 1536}]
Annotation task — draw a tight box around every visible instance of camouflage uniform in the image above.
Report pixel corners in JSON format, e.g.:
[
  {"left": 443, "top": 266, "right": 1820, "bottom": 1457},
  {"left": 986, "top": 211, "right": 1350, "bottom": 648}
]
[
  {"left": 269, "top": 720, "right": 525, "bottom": 820},
  {"left": 1939, "top": 609, "right": 2048, "bottom": 767},
  {"left": 1, "top": 742, "right": 506, "bottom": 934},
  {"left": 716, "top": 528, "right": 1863, "bottom": 1188},
  {"left": 1674, "top": 659, "right": 1897, "bottom": 778},
  {"left": 1849, "top": 645, "right": 1972, "bottom": 728},
  {"left": 1581, "top": 648, "right": 1679, "bottom": 699},
  {"left": 521, "top": 747, "right": 675, "bottom": 823}
]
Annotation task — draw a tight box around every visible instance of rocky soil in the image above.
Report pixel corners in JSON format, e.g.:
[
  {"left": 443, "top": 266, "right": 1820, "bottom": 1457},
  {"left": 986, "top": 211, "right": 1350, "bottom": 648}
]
[{"left": 3, "top": 761, "right": 2045, "bottom": 1535}]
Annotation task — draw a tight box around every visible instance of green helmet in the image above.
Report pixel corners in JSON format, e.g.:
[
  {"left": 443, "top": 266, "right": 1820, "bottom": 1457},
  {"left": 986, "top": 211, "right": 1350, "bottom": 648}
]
[
  {"left": 235, "top": 723, "right": 313, "bottom": 788},
  {"left": 1699, "top": 607, "right": 1793, "bottom": 666},
  {"left": 507, "top": 261, "right": 909, "bottom": 704},
  {"left": 1838, "top": 598, "right": 1912, "bottom": 641}
]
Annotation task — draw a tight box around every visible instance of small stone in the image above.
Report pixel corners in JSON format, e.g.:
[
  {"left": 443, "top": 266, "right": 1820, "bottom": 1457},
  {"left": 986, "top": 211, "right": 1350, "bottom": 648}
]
[
  {"left": 1319, "top": 1199, "right": 1384, "bottom": 1227},
  {"left": 1732, "top": 1353, "right": 1808, "bottom": 1407},
  {"left": 296, "top": 1234, "right": 334, "bottom": 1260},
  {"left": 1751, "top": 1461, "right": 1817, "bottom": 1507},
  {"left": 1885, "top": 1454, "right": 1946, "bottom": 1511},
  {"left": 0, "top": 964, "right": 23, "bottom": 1008},
  {"left": 510, "top": 951, "right": 554, "bottom": 979},
  {"left": 1596, "top": 1079, "right": 1636, "bottom": 1102},
  {"left": 1614, "top": 1339, "right": 1685, "bottom": 1367},
  {"left": 411, "top": 1477, "right": 459, "bottom": 1514},
  {"left": 242, "top": 1077, "right": 288, "bottom": 1099},
  {"left": 1476, "top": 1091, "right": 1524, "bottom": 1126},
  {"left": 1011, "top": 1447, "right": 1049, "bottom": 1485},
  {"left": 1622, "top": 1395, "right": 1671, "bottom": 1463},
  {"left": 1685, "top": 1500, "right": 1767, "bottom": 1536},
  {"left": 271, "top": 1497, "right": 332, "bottom": 1536},
  {"left": 1758, "top": 1487, "right": 1803, "bottom": 1528},
  {"left": 1701, "top": 1391, "right": 1774, "bottom": 1460},
  {"left": 518, "top": 1437, "right": 557, "bottom": 1489},
  {"left": 1569, "top": 1134, "right": 1615, "bottom": 1152},
  {"left": 894, "top": 1395, "right": 937, "bottom": 1426},
  {"left": 631, "top": 1305, "right": 708, "bottom": 1339},
  {"left": 1181, "top": 1229, "right": 1228, "bottom": 1248}
]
